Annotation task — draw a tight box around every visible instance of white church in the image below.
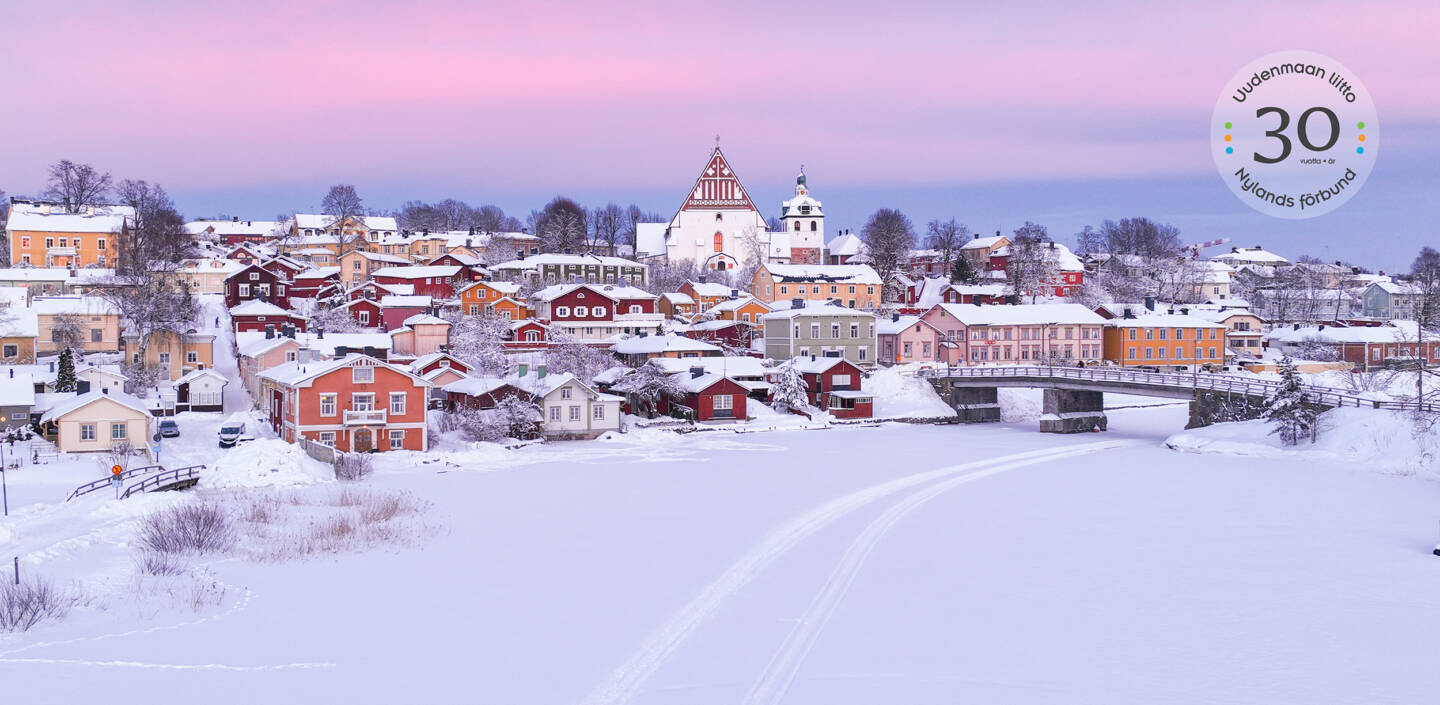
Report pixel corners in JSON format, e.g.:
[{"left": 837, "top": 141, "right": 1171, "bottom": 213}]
[{"left": 635, "top": 146, "right": 825, "bottom": 271}]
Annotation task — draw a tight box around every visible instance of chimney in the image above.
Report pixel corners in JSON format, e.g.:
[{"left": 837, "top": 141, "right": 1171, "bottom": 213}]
[
  {"left": 102, "top": 387, "right": 108, "bottom": 394},
  {"left": 265, "top": 325, "right": 275, "bottom": 339},
  {"left": 518, "top": 363, "right": 528, "bottom": 377},
  {"left": 690, "top": 366, "right": 704, "bottom": 379},
  {"left": 334, "top": 345, "right": 348, "bottom": 357},
  {"left": 232, "top": 216, "right": 239, "bottom": 222},
  {"left": 730, "top": 289, "right": 738, "bottom": 299},
  {"left": 972, "top": 233, "right": 980, "bottom": 240},
  {"left": 1144, "top": 296, "right": 1156, "bottom": 312},
  {"left": 316, "top": 327, "right": 325, "bottom": 339},
  {"left": 791, "top": 298, "right": 803, "bottom": 309},
  {"left": 1180, "top": 307, "right": 1189, "bottom": 315},
  {"left": 49, "top": 361, "right": 55, "bottom": 372},
  {"left": 891, "top": 312, "right": 900, "bottom": 322},
  {"left": 995, "top": 229, "right": 1001, "bottom": 237}
]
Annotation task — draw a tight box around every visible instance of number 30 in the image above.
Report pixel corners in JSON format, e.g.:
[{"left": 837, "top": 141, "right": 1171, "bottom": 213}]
[{"left": 1253, "top": 106, "right": 1341, "bottom": 164}]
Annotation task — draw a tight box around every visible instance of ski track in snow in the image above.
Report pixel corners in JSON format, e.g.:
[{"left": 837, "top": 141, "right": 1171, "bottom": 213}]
[
  {"left": 740, "top": 439, "right": 1142, "bottom": 705},
  {"left": 0, "top": 657, "right": 333, "bottom": 671},
  {"left": 579, "top": 440, "right": 1132, "bottom": 705}
]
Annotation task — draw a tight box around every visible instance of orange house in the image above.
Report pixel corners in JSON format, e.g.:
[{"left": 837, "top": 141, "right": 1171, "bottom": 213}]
[
  {"left": 6, "top": 201, "right": 129, "bottom": 268},
  {"left": 1102, "top": 314, "right": 1228, "bottom": 369},
  {"left": 258, "top": 355, "right": 430, "bottom": 452},
  {"left": 458, "top": 281, "right": 523, "bottom": 316},
  {"left": 709, "top": 296, "right": 772, "bottom": 324}
]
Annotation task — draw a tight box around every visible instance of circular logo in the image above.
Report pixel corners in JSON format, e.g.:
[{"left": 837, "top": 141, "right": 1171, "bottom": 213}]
[{"left": 1211, "top": 50, "right": 1377, "bottom": 218}]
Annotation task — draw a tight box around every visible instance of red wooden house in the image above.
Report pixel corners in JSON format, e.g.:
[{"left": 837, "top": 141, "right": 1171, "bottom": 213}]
[
  {"left": 337, "top": 298, "right": 383, "bottom": 328},
  {"left": 257, "top": 355, "right": 431, "bottom": 452},
  {"left": 505, "top": 320, "right": 551, "bottom": 350},
  {"left": 230, "top": 299, "right": 309, "bottom": 334},
  {"left": 442, "top": 376, "right": 536, "bottom": 411},
  {"left": 379, "top": 295, "right": 432, "bottom": 330},
  {"left": 260, "top": 256, "right": 307, "bottom": 282},
  {"left": 225, "top": 243, "right": 266, "bottom": 264},
  {"left": 775, "top": 356, "right": 873, "bottom": 419},
  {"left": 289, "top": 267, "right": 341, "bottom": 300},
  {"left": 371, "top": 265, "right": 465, "bottom": 299},
  {"left": 426, "top": 253, "right": 488, "bottom": 282},
  {"left": 679, "top": 319, "right": 753, "bottom": 350},
  {"left": 224, "top": 263, "right": 292, "bottom": 309},
  {"left": 675, "top": 370, "right": 749, "bottom": 421}
]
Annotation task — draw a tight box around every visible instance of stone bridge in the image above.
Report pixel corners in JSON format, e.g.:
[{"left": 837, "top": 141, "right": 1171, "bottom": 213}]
[{"left": 920, "top": 365, "right": 1420, "bottom": 433}]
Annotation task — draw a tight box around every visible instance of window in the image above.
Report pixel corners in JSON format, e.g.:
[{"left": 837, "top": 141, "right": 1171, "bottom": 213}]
[
  {"left": 45, "top": 238, "right": 54, "bottom": 248},
  {"left": 186, "top": 351, "right": 199, "bottom": 363},
  {"left": 629, "top": 305, "right": 642, "bottom": 314},
  {"left": 320, "top": 393, "right": 337, "bottom": 416},
  {"left": 830, "top": 285, "right": 838, "bottom": 294},
  {"left": 1174, "top": 328, "right": 1184, "bottom": 340},
  {"left": 714, "top": 394, "right": 733, "bottom": 410},
  {"left": 20, "top": 237, "right": 28, "bottom": 248},
  {"left": 525, "top": 331, "right": 539, "bottom": 342},
  {"left": 714, "top": 232, "right": 724, "bottom": 252},
  {"left": 556, "top": 306, "right": 570, "bottom": 317},
  {"left": 1128, "top": 347, "right": 1137, "bottom": 360},
  {"left": 560, "top": 387, "right": 571, "bottom": 400},
  {"left": 549, "top": 406, "right": 560, "bottom": 421},
  {"left": 831, "top": 323, "right": 840, "bottom": 339},
  {"left": 81, "top": 423, "right": 96, "bottom": 441},
  {"left": 569, "top": 405, "right": 581, "bottom": 421},
  {"left": 1157, "top": 347, "right": 1167, "bottom": 359},
  {"left": 111, "top": 422, "right": 127, "bottom": 440},
  {"left": 250, "top": 272, "right": 260, "bottom": 281},
  {"left": 1144, "top": 328, "right": 1154, "bottom": 340},
  {"left": 1, "top": 344, "right": 15, "bottom": 358},
  {"left": 593, "top": 404, "right": 605, "bottom": 420},
  {"left": 574, "top": 306, "right": 588, "bottom": 317},
  {"left": 239, "top": 283, "right": 251, "bottom": 297},
  {"left": 810, "top": 221, "right": 818, "bottom": 231},
  {"left": 158, "top": 352, "right": 171, "bottom": 365},
  {"left": 1145, "top": 348, "right": 1154, "bottom": 359},
  {"left": 352, "top": 393, "right": 375, "bottom": 410},
  {"left": 286, "top": 350, "right": 297, "bottom": 362},
  {"left": 98, "top": 238, "right": 106, "bottom": 250},
  {"left": 848, "top": 285, "right": 856, "bottom": 294},
  {"left": 353, "top": 366, "right": 374, "bottom": 383},
  {"left": 390, "top": 392, "right": 406, "bottom": 415},
  {"left": 389, "top": 429, "right": 405, "bottom": 449},
  {"left": 358, "top": 311, "right": 370, "bottom": 325},
  {"left": 849, "top": 323, "right": 859, "bottom": 338},
  {"left": 1158, "top": 328, "right": 1168, "bottom": 340},
  {"left": 858, "top": 347, "right": 867, "bottom": 361},
  {"left": 811, "top": 324, "right": 820, "bottom": 338},
  {"left": 792, "top": 221, "right": 800, "bottom": 232},
  {"left": 91, "top": 329, "right": 103, "bottom": 343},
  {"left": 318, "top": 431, "right": 336, "bottom": 445}
]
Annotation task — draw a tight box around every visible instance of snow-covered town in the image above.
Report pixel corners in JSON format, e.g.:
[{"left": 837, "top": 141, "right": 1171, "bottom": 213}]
[{"left": 3, "top": 2, "right": 1438, "bottom": 704}]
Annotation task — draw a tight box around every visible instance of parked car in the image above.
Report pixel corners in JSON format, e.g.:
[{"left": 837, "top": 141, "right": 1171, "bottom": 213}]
[
  {"left": 218, "top": 414, "right": 247, "bottom": 448},
  {"left": 158, "top": 419, "right": 180, "bottom": 438}
]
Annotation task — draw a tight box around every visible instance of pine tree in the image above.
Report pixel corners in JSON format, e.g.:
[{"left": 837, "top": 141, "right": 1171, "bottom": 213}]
[
  {"left": 1265, "top": 354, "right": 1318, "bottom": 445},
  {"left": 771, "top": 364, "right": 809, "bottom": 411},
  {"left": 54, "top": 347, "right": 77, "bottom": 393},
  {"left": 950, "top": 255, "right": 978, "bottom": 284}
]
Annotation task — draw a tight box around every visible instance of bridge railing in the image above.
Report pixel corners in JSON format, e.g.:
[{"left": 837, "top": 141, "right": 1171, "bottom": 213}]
[
  {"left": 918, "top": 365, "right": 1440, "bottom": 414},
  {"left": 65, "top": 464, "right": 166, "bottom": 502},
  {"left": 120, "top": 465, "right": 205, "bottom": 499}
]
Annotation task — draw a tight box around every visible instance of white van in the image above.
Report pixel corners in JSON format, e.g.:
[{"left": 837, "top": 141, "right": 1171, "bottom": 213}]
[{"left": 218, "top": 414, "right": 249, "bottom": 448}]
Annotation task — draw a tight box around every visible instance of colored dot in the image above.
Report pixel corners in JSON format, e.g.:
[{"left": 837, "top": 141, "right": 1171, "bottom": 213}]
[
  {"left": 1224, "top": 121, "right": 1232, "bottom": 129},
  {"left": 1358, "top": 134, "right": 1366, "bottom": 142},
  {"left": 1357, "top": 147, "right": 1365, "bottom": 154},
  {"left": 1357, "top": 121, "right": 1365, "bottom": 129},
  {"left": 1225, "top": 147, "right": 1234, "bottom": 154},
  {"left": 1223, "top": 134, "right": 1231, "bottom": 142}
]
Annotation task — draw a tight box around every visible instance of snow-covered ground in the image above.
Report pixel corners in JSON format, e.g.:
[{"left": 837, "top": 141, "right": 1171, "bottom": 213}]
[{"left": 3, "top": 397, "right": 1440, "bottom": 704}]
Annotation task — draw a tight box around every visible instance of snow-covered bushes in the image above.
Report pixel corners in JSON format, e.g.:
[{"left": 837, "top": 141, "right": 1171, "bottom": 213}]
[
  {"left": 0, "top": 577, "right": 75, "bottom": 632},
  {"left": 334, "top": 453, "right": 373, "bottom": 481},
  {"left": 138, "top": 503, "right": 235, "bottom": 555}
]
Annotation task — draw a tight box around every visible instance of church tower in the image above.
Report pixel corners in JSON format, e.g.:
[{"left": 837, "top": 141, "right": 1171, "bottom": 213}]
[{"left": 780, "top": 168, "right": 824, "bottom": 264}]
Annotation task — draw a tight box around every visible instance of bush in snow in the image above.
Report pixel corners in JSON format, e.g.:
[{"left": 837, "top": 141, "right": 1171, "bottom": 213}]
[
  {"left": 455, "top": 396, "right": 542, "bottom": 442},
  {"left": 0, "top": 577, "right": 75, "bottom": 632},
  {"left": 1265, "top": 354, "right": 1320, "bottom": 446},
  {"left": 770, "top": 365, "right": 808, "bottom": 411},
  {"left": 134, "top": 549, "right": 188, "bottom": 576},
  {"left": 139, "top": 503, "right": 235, "bottom": 555},
  {"left": 612, "top": 363, "right": 683, "bottom": 418},
  {"left": 334, "top": 453, "right": 374, "bottom": 481}
]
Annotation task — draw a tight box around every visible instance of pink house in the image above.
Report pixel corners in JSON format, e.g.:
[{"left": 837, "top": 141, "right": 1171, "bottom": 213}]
[
  {"left": 390, "top": 314, "right": 451, "bottom": 357},
  {"left": 236, "top": 334, "right": 304, "bottom": 400},
  {"left": 919, "top": 303, "right": 1107, "bottom": 366},
  {"left": 877, "top": 314, "right": 944, "bottom": 365}
]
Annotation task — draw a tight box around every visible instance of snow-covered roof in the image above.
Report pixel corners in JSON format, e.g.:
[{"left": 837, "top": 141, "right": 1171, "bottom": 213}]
[
  {"left": 763, "top": 263, "right": 880, "bottom": 284},
  {"left": 0, "top": 370, "right": 35, "bottom": 407},
  {"left": 685, "top": 281, "right": 735, "bottom": 298},
  {"left": 634, "top": 222, "right": 668, "bottom": 259},
  {"left": 929, "top": 303, "right": 1105, "bottom": 326},
  {"left": 649, "top": 356, "right": 768, "bottom": 378},
  {"left": 1265, "top": 323, "right": 1417, "bottom": 345},
  {"left": 441, "top": 375, "right": 517, "bottom": 398},
  {"left": 28, "top": 296, "right": 117, "bottom": 316},
  {"left": 825, "top": 233, "right": 865, "bottom": 257},
  {"left": 709, "top": 295, "right": 769, "bottom": 313},
  {"left": 960, "top": 235, "right": 1007, "bottom": 251},
  {"left": 0, "top": 267, "right": 105, "bottom": 283},
  {"left": 185, "top": 219, "right": 279, "bottom": 236},
  {"left": 172, "top": 368, "right": 228, "bottom": 387},
  {"left": 371, "top": 265, "right": 462, "bottom": 279},
  {"left": 401, "top": 313, "right": 449, "bottom": 327},
  {"left": 661, "top": 292, "right": 695, "bottom": 305},
  {"left": 1211, "top": 247, "right": 1290, "bottom": 265},
  {"left": 6, "top": 208, "right": 127, "bottom": 234},
  {"left": 39, "top": 390, "right": 151, "bottom": 423},
  {"left": 761, "top": 303, "right": 878, "bottom": 321},
  {"left": 0, "top": 308, "right": 39, "bottom": 338},
  {"left": 293, "top": 266, "right": 341, "bottom": 280},
  {"left": 293, "top": 214, "right": 398, "bottom": 232},
  {"left": 379, "top": 295, "right": 432, "bottom": 308},
  {"left": 783, "top": 355, "right": 858, "bottom": 374},
  {"left": 531, "top": 283, "right": 655, "bottom": 302},
  {"left": 229, "top": 299, "right": 295, "bottom": 317},
  {"left": 1369, "top": 281, "right": 1422, "bottom": 296},
  {"left": 877, "top": 315, "right": 925, "bottom": 336},
  {"left": 1104, "top": 313, "right": 1227, "bottom": 329},
  {"left": 489, "top": 253, "right": 645, "bottom": 271},
  {"left": 611, "top": 334, "right": 721, "bottom": 355},
  {"left": 260, "top": 354, "right": 425, "bottom": 387}
]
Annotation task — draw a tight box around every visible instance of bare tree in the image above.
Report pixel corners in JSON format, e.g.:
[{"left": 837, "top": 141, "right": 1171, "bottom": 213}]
[
  {"left": 105, "top": 278, "right": 200, "bottom": 375},
  {"left": 114, "top": 180, "right": 194, "bottom": 275},
  {"left": 50, "top": 313, "right": 87, "bottom": 351},
  {"left": 592, "top": 203, "right": 625, "bottom": 256},
  {"left": 534, "top": 196, "right": 588, "bottom": 253},
  {"left": 1077, "top": 217, "right": 1183, "bottom": 259},
  {"left": 321, "top": 184, "right": 366, "bottom": 256},
  {"left": 309, "top": 305, "right": 365, "bottom": 333},
  {"left": 1006, "top": 222, "right": 1057, "bottom": 302},
  {"left": 644, "top": 258, "right": 697, "bottom": 295},
  {"left": 43, "top": 160, "right": 113, "bottom": 213},
  {"left": 925, "top": 219, "right": 970, "bottom": 275},
  {"left": 860, "top": 208, "right": 916, "bottom": 303}
]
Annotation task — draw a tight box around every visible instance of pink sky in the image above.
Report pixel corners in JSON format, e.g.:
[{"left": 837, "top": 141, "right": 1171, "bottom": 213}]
[{"left": 1, "top": 0, "right": 1437, "bottom": 196}]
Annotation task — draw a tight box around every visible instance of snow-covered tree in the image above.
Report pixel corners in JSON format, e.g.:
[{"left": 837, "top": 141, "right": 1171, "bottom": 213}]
[
  {"left": 1265, "top": 354, "right": 1319, "bottom": 445},
  {"left": 860, "top": 208, "right": 916, "bottom": 303},
  {"left": 543, "top": 330, "right": 613, "bottom": 383},
  {"left": 455, "top": 395, "right": 541, "bottom": 442},
  {"left": 1006, "top": 222, "right": 1058, "bottom": 303},
  {"left": 950, "top": 254, "right": 979, "bottom": 285},
  {"left": 309, "top": 305, "right": 364, "bottom": 333},
  {"left": 612, "top": 362, "right": 684, "bottom": 418},
  {"left": 770, "top": 364, "right": 809, "bottom": 411},
  {"left": 54, "top": 347, "right": 76, "bottom": 392},
  {"left": 448, "top": 314, "right": 513, "bottom": 376}
]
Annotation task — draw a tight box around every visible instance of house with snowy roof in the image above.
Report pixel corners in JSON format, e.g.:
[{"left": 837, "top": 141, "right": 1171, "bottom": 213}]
[
  {"left": 32, "top": 296, "right": 122, "bottom": 354},
  {"left": 185, "top": 218, "right": 280, "bottom": 246},
  {"left": 230, "top": 299, "right": 308, "bottom": 334},
  {"left": 1210, "top": 246, "right": 1291, "bottom": 269},
  {"left": 919, "top": 303, "right": 1106, "bottom": 366},
  {"left": 768, "top": 356, "right": 872, "bottom": 418},
  {"left": 371, "top": 265, "right": 466, "bottom": 299},
  {"left": 457, "top": 280, "right": 525, "bottom": 317},
  {"left": 611, "top": 334, "right": 722, "bottom": 366},
  {"left": 762, "top": 301, "right": 878, "bottom": 367},
  {"left": 1265, "top": 321, "right": 1433, "bottom": 371},
  {"left": 258, "top": 354, "right": 430, "bottom": 452},
  {"left": 658, "top": 292, "right": 697, "bottom": 319},
  {"left": 1361, "top": 281, "right": 1424, "bottom": 320},
  {"left": 224, "top": 262, "right": 292, "bottom": 310},
  {"left": 749, "top": 263, "right": 882, "bottom": 309},
  {"left": 877, "top": 314, "right": 945, "bottom": 365},
  {"left": 388, "top": 314, "right": 450, "bottom": 357},
  {"left": 171, "top": 368, "right": 226, "bottom": 412},
  {"left": 1101, "top": 312, "right": 1227, "bottom": 369},
  {"left": 0, "top": 306, "right": 39, "bottom": 363},
  {"left": 5, "top": 199, "right": 132, "bottom": 268},
  {"left": 38, "top": 389, "right": 153, "bottom": 453},
  {"left": 823, "top": 231, "right": 866, "bottom": 265},
  {"left": 488, "top": 253, "right": 647, "bottom": 287},
  {"left": 530, "top": 283, "right": 662, "bottom": 341}
]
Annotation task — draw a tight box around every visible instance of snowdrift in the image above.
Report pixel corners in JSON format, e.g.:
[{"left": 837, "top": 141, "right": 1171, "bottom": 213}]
[
  {"left": 200, "top": 439, "right": 335, "bottom": 489},
  {"left": 1165, "top": 407, "right": 1440, "bottom": 476},
  {"left": 865, "top": 367, "right": 956, "bottom": 418}
]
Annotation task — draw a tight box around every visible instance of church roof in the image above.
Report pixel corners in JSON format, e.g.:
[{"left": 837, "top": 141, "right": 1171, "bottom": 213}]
[{"left": 678, "top": 147, "right": 760, "bottom": 213}]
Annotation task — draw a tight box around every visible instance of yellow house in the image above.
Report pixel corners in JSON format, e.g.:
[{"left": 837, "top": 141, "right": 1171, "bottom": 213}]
[
  {"left": 32, "top": 296, "right": 122, "bottom": 354},
  {"left": 169, "top": 258, "right": 244, "bottom": 295},
  {"left": 122, "top": 330, "right": 216, "bottom": 380},
  {"left": 749, "top": 264, "right": 883, "bottom": 309},
  {"left": 338, "top": 250, "right": 411, "bottom": 287},
  {"left": 0, "top": 308, "right": 39, "bottom": 363},
  {"left": 39, "top": 391, "right": 152, "bottom": 453}
]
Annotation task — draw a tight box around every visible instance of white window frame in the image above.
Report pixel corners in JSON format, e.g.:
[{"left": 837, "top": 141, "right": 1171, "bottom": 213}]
[
  {"left": 389, "top": 392, "right": 406, "bottom": 415},
  {"left": 81, "top": 423, "right": 96, "bottom": 441},
  {"left": 319, "top": 393, "right": 337, "bottom": 416},
  {"left": 389, "top": 429, "right": 405, "bottom": 449},
  {"left": 353, "top": 366, "right": 375, "bottom": 383}
]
